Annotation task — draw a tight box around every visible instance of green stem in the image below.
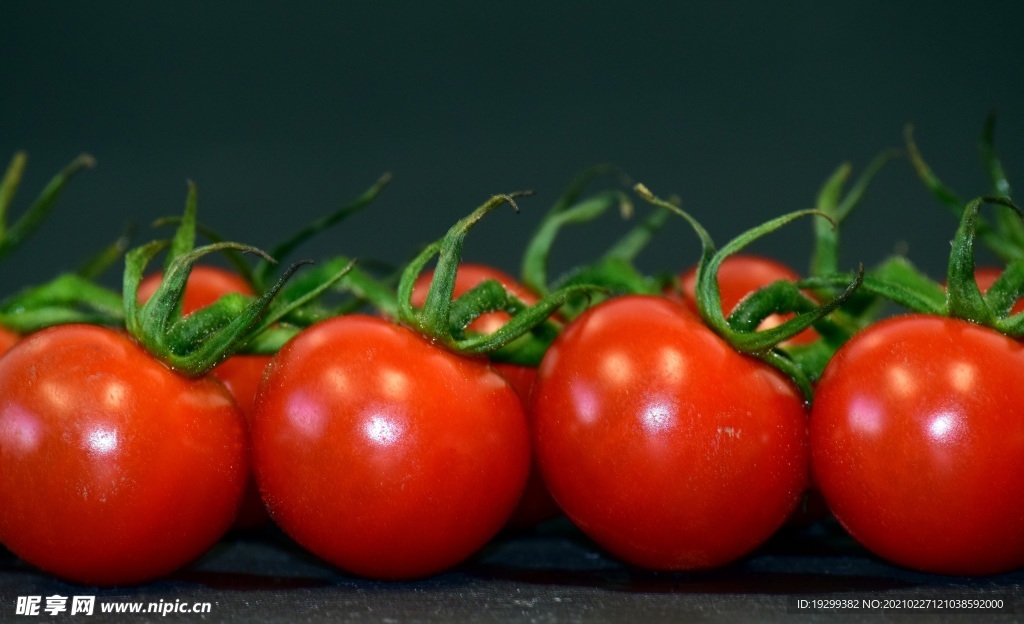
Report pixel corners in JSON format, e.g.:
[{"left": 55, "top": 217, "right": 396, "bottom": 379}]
[
  {"left": 906, "top": 125, "right": 1022, "bottom": 262},
  {"left": 521, "top": 190, "right": 628, "bottom": 295},
  {"left": 399, "top": 192, "right": 530, "bottom": 343},
  {"left": 984, "top": 259, "right": 1024, "bottom": 317},
  {"left": 636, "top": 183, "right": 863, "bottom": 401},
  {"left": 810, "top": 151, "right": 896, "bottom": 291},
  {"left": 947, "top": 196, "right": 1023, "bottom": 327},
  {"left": 253, "top": 172, "right": 392, "bottom": 290},
  {"left": 0, "top": 153, "right": 95, "bottom": 263}
]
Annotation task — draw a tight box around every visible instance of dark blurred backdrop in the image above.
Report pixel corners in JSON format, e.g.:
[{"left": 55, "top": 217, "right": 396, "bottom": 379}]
[{"left": 3, "top": 2, "right": 1024, "bottom": 293}]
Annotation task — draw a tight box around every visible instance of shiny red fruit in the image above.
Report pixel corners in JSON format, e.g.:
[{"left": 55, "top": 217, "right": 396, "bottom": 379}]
[
  {"left": 532, "top": 295, "right": 808, "bottom": 569},
  {"left": 0, "top": 325, "right": 247, "bottom": 585},
  {"left": 253, "top": 314, "right": 531, "bottom": 579},
  {"left": 811, "top": 315, "right": 1024, "bottom": 575}
]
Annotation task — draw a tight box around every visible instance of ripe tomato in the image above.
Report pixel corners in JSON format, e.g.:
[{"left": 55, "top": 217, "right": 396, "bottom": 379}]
[
  {"left": 0, "top": 324, "right": 247, "bottom": 585},
  {"left": 810, "top": 315, "right": 1024, "bottom": 575},
  {"left": 532, "top": 295, "right": 808, "bottom": 569},
  {"left": 677, "top": 254, "right": 816, "bottom": 344},
  {"left": 252, "top": 314, "right": 531, "bottom": 579},
  {"left": 137, "top": 265, "right": 254, "bottom": 315},
  {"left": 412, "top": 263, "right": 561, "bottom": 528},
  {"left": 0, "top": 326, "right": 17, "bottom": 356}
]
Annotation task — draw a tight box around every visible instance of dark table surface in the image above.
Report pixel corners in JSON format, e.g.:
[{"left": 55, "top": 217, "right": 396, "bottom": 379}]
[{"left": 1, "top": 519, "right": 1020, "bottom": 623}]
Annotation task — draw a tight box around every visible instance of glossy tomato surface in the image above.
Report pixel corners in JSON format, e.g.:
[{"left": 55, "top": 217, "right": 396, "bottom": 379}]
[
  {"left": 678, "top": 254, "right": 815, "bottom": 344},
  {"left": 252, "top": 314, "right": 531, "bottom": 579},
  {"left": 212, "top": 355, "right": 273, "bottom": 530},
  {"left": 412, "top": 263, "right": 561, "bottom": 528},
  {"left": 532, "top": 295, "right": 808, "bottom": 570},
  {"left": 0, "top": 325, "right": 247, "bottom": 585},
  {"left": 137, "top": 265, "right": 254, "bottom": 315},
  {"left": 811, "top": 315, "right": 1024, "bottom": 575}
]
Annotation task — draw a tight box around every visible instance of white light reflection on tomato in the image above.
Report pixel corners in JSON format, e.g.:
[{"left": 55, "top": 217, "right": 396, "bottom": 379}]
[
  {"left": 364, "top": 413, "right": 403, "bottom": 447},
  {"left": 86, "top": 427, "right": 118, "bottom": 455}
]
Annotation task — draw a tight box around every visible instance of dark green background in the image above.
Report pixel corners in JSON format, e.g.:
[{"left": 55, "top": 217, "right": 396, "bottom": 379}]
[{"left": 3, "top": 2, "right": 1023, "bottom": 291}]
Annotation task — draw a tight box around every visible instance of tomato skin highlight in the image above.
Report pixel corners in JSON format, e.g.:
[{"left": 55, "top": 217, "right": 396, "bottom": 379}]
[
  {"left": 532, "top": 295, "right": 808, "bottom": 570},
  {"left": 0, "top": 325, "right": 247, "bottom": 586},
  {"left": 252, "top": 314, "right": 531, "bottom": 579},
  {"left": 811, "top": 315, "right": 1024, "bottom": 575}
]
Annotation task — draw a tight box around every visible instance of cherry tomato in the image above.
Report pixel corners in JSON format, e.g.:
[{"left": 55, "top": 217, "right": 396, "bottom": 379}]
[
  {"left": 532, "top": 295, "right": 808, "bottom": 569},
  {"left": 0, "top": 326, "right": 17, "bottom": 356},
  {"left": 412, "top": 263, "right": 561, "bottom": 528},
  {"left": 137, "top": 265, "right": 254, "bottom": 315},
  {"left": 810, "top": 315, "right": 1024, "bottom": 575},
  {"left": 0, "top": 324, "right": 247, "bottom": 585},
  {"left": 252, "top": 314, "right": 530, "bottom": 579},
  {"left": 677, "top": 254, "right": 816, "bottom": 344}
]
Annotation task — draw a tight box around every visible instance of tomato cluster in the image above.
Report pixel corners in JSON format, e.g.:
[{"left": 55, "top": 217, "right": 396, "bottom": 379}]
[{"left": 2, "top": 122, "right": 1024, "bottom": 587}]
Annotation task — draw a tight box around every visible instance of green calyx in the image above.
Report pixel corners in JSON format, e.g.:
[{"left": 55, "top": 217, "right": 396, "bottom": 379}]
[
  {"left": 123, "top": 184, "right": 354, "bottom": 375},
  {"left": 124, "top": 240, "right": 293, "bottom": 375},
  {"left": 0, "top": 273, "right": 124, "bottom": 332},
  {"left": 520, "top": 165, "right": 667, "bottom": 318},
  {"left": 0, "top": 151, "right": 127, "bottom": 333},
  {"left": 635, "top": 183, "right": 864, "bottom": 400},
  {"left": 802, "top": 195, "right": 1024, "bottom": 338},
  {"left": 809, "top": 151, "right": 898, "bottom": 289},
  {"left": 0, "top": 222, "right": 130, "bottom": 333},
  {"left": 152, "top": 173, "right": 391, "bottom": 297},
  {"left": 395, "top": 192, "right": 598, "bottom": 365},
  {"left": 946, "top": 196, "right": 1024, "bottom": 335},
  {"left": 907, "top": 114, "right": 1024, "bottom": 262},
  {"left": 141, "top": 179, "right": 380, "bottom": 357}
]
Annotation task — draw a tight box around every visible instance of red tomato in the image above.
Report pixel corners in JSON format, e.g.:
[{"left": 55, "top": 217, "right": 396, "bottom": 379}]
[
  {"left": 252, "top": 314, "right": 530, "bottom": 579},
  {"left": 532, "top": 295, "right": 808, "bottom": 569},
  {"left": 0, "top": 324, "right": 247, "bottom": 585},
  {"left": 0, "top": 326, "right": 17, "bottom": 356},
  {"left": 811, "top": 315, "right": 1024, "bottom": 575},
  {"left": 677, "top": 254, "right": 816, "bottom": 344},
  {"left": 211, "top": 355, "right": 273, "bottom": 530},
  {"left": 137, "top": 265, "right": 254, "bottom": 316},
  {"left": 412, "top": 263, "right": 561, "bottom": 528}
]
